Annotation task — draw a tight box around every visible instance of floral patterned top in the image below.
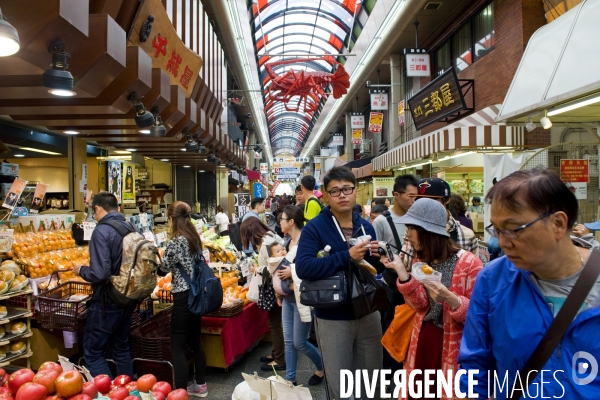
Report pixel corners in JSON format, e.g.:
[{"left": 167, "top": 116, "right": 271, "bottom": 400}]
[{"left": 161, "top": 235, "right": 201, "bottom": 293}]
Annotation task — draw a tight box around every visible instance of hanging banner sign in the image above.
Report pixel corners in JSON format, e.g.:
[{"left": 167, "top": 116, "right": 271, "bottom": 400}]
[
  {"left": 331, "top": 134, "right": 344, "bottom": 146},
  {"left": 368, "top": 112, "right": 384, "bottom": 133},
  {"left": 122, "top": 163, "right": 136, "bottom": 203},
  {"left": 370, "top": 92, "right": 389, "bottom": 111},
  {"left": 29, "top": 183, "right": 49, "bottom": 214},
  {"left": 107, "top": 161, "right": 122, "bottom": 203},
  {"left": 254, "top": 151, "right": 262, "bottom": 159},
  {"left": 560, "top": 159, "right": 589, "bottom": 183},
  {"left": 405, "top": 52, "right": 431, "bottom": 77},
  {"left": 408, "top": 67, "right": 466, "bottom": 130},
  {"left": 352, "top": 129, "right": 363, "bottom": 145},
  {"left": 233, "top": 192, "right": 251, "bottom": 221},
  {"left": 351, "top": 115, "right": 365, "bottom": 129},
  {"left": 398, "top": 100, "right": 406, "bottom": 126},
  {"left": 129, "top": 0, "right": 204, "bottom": 97},
  {"left": 2, "top": 178, "right": 27, "bottom": 210},
  {"left": 260, "top": 163, "right": 269, "bottom": 174},
  {"left": 253, "top": 183, "right": 264, "bottom": 198}
]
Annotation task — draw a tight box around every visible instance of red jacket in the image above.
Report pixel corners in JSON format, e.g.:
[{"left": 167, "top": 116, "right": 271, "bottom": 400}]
[{"left": 397, "top": 250, "right": 483, "bottom": 400}]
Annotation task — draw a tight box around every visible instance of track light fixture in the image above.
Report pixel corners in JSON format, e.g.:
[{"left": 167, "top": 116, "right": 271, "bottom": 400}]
[
  {"left": 43, "top": 40, "right": 76, "bottom": 96},
  {"left": 198, "top": 139, "right": 206, "bottom": 154},
  {"left": 207, "top": 145, "right": 216, "bottom": 162},
  {"left": 540, "top": 110, "right": 552, "bottom": 130},
  {"left": 150, "top": 107, "right": 166, "bottom": 137},
  {"left": 225, "top": 158, "right": 236, "bottom": 169},
  {"left": 184, "top": 129, "right": 198, "bottom": 153},
  {"left": 215, "top": 154, "right": 222, "bottom": 166},
  {"left": 128, "top": 92, "right": 154, "bottom": 128},
  {"left": 0, "top": 7, "right": 20, "bottom": 57}
]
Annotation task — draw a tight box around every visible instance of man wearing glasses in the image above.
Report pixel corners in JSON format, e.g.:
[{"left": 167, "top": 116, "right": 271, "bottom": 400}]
[
  {"left": 459, "top": 169, "right": 600, "bottom": 398},
  {"left": 296, "top": 166, "right": 385, "bottom": 400}
]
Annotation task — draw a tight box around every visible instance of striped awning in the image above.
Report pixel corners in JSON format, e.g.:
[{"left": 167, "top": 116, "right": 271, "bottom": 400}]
[{"left": 372, "top": 105, "right": 525, "bottom": 171}]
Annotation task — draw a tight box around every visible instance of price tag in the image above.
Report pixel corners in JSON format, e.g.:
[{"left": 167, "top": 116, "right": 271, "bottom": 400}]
[
  {"left": 83, "top": 222, "right": 97, "bottom": 241},
  {"left": 240, "top": 262, "right": 250, "bottom": 278},
  {"left": 0, "top": 229, "right": 13, "bottom": 253},
  {"left": 195, "top": 223, "right": 203, "bottom": 234},
  {"left": 139, "top": 213, "right": 149, "bottom": 227},
  {"left": 156, "top": 231, "right": 167, "bottom": 244},
  {"left": 143, "top": 231, "right": 156, "bottom": 245}
]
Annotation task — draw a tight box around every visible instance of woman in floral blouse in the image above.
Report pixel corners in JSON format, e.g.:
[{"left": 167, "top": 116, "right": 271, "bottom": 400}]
[{"left": 161, "top": 201, "right": 208, "bottom": 398}]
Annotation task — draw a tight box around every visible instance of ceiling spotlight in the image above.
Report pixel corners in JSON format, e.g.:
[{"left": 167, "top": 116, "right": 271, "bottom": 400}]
[
  {"left": 63, "top": 130, "right": 79, "bottom": 135},
  {"left": 540, "top": 110, "right": 552, "bottom": 130},
  {"left": 43, "top": 40, "right": 76, "bottom": 96},
  {"left": 150, "top": 107, "right": 166, "bottom": 137},
  {"left": 198, "top": 139, "right": 206, "bottom": 154},
  {"left": 246, "top": 113, "right": 252, "bottom": 118},
  {"left": 128, "top": 91, "right": 154, "bottom": 128},
  {"left": 184, "top": 131, "right": 199, "bottom": 153},
  {"left": 0, "top": 7, "right": 20, "bottom": 57},
  {"left": 207, "top": 147, "right": 216, "bottom": 162},
  {"left": 160, "top": 159, "right": 169, "bottom": 162},
  {"left": 525, "top": 117, "right": 536, "bottom": 132},
  {"left": 226, "top": 159, "right": 236, "bottom": 169},
  {"left": 13, "top": 154, "right": 24, "bottom": 158},
  {"left": 254, "top": 145, "right": 261, "bottom": 153}
]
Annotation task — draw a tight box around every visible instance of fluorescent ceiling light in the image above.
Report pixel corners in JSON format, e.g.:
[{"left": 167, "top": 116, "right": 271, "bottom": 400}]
[
  {"left": 48, "top": 88, "right": 76, "bottom": 97},
  {"left": 548, "top": 94, "right": 600, "bottom": 117},
  {"left": 160, "top": 159, "right": 169, "bottom": 162},
  {"left": 396, "top": 160, "right": 432, "bottom": 170},
  {"left": 199, "top": 170, "right": 205, "bottom": 173},
  {"left": 437, "top": 151, "right": 476, "bottom": 162},
  {"left": 16, "top": 147, "right": 61, "bottom": 155},
  {"left": 183, "top": 165, "right": 190, "bottom": 168},
  {"left": 139, "top": 129, "right": 151, "bottom": 134},
  {"left": 13, "top": 154, "right": 24, "bottom": 158},
  {"left": 181, "top": 148, "right": 186, "bottom": 151},
  {"left": 126, "top": 148, "right": 136, "bottom": 152},
  {"left": 63, "top": 130, "right": 79, "bottom": 135},
  {"left": 114, "top": 150, "right": 131, "bottom": 154}
]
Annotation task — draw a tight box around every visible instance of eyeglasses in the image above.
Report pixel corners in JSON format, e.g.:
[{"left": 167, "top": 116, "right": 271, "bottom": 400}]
[
  {"left": 327, "top": 187, "right": 356, "bottom": 197},
  {"left": 485, "top": 212, "right": 553, "bottom": 239}
]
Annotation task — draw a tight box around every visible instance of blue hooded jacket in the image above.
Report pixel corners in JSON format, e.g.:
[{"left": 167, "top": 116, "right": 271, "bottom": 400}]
[
  {"left": 458, "top": 256, "right": 600, "bottom": 399},
  {"left": 80, "top": 212, "right": 133, "bottom": 303},
  {"left": 295, "top": 206, "right": 384, "bottom": 320}
]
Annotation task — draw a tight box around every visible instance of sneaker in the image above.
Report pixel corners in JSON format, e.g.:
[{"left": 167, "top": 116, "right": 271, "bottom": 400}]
[
  {"left": 308, "top": 373, "right": 324, "bottom": 386},
  {"left": 188, "top": 382, "right": 208, "bottom": 398}
]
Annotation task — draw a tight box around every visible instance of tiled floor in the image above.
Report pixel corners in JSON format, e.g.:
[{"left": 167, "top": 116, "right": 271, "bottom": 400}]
[{"left": 203, "top": 340, "right": 327, "bottom": 399}]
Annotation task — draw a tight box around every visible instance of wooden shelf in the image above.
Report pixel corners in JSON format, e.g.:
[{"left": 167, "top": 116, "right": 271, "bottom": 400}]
[
  {"left": 0, "top": 308, "right": 32, "bottom": 325},
  {"left": 0, "top": 287, "right": 32, "bottom": 368},
  {"left": 0, "top": 330, "right": 32, "bottom": 346},
  {"left": 0, "top": 288, "right": 32, "bottom": 301},
  {"left": 0, "top": 350, "right": 33, "bottom": 367}
]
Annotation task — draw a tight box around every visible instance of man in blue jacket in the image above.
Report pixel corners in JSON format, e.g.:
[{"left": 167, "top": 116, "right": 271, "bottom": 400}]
[
  {"left": 459, "top": 169, "right": 600, "bottom": 399},
  {"left": 296, "top": 166, "right": 385, "bottom": 400},
  {"left": 73, "top": 193, "right": 135, "bottom": 379}
]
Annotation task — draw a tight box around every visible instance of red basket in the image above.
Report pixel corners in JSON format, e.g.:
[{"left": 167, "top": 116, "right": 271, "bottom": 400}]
[
  {"left": 130, "top": 307, "right": 191, "bottom": 361},
  {"left": 36, "top": 281, "right": 92, "bottom": 331}
]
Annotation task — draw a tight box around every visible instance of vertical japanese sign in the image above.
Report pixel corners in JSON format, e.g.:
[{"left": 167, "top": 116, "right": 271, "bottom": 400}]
[
  {"left": 398, "top": 100, "right": 405, "bottom": 126},
  {"left": 107, "top": 161, "right": 122, "bottom": 203},
  {"left": 233, "top": 192, "right": 251, "bottom": 221},
  {"left": 352, "top": 129, "right": 363, "bottom": 145},
  {"left": 350, "top": 115, "right": 365, "bottom": 129},
  {"left": 407, "top": 68, "right": 466, "bottom": 130},
  {"left": 253, "top": 183, "right": 264, "bottom": 198},
  {"left": 368, "top": 112, "right": 384, "bottom": 133},
  {"left": 2, "top": 178, "right": 27, "bottom": 210},
  {"left": 331, "top": 133, "right": 344, "bottom": 146},
  {"left": 405, "top": 52, "right": 431, "bottom": 77},
  {"left": 129, "top": 0, "right": 204, "bottom": 98},
  {"left": 122, "top": 163, "right": 136, "bottom": 203},
  {"left": 560, "top": 159, "right": 589, "bottom": 200},
  {"left": 30, "top": 183, "right": 49, "bottom": 214}
]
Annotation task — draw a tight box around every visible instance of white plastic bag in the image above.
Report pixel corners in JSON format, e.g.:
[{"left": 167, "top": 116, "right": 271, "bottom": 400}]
[{"left": 246, "top": 271, "right": 261, "bottom": 303}]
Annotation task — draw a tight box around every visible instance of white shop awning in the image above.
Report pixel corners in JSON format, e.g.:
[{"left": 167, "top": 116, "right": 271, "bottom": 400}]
[
  {"left": 497, "top": 0, "right": 600, "bottom": 123},
  {"left": 372, "top": 105, "right": 525, "bottom": 171}
]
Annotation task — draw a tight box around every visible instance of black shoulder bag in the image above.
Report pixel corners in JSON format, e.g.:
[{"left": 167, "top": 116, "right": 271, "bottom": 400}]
[{"left": 506, "top": 249, "right": 600, "bottom": 399}]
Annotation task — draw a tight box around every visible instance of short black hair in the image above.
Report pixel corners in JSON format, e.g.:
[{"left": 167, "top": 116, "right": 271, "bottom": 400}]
[
  {"left": 323, "top": 166, "right": 356, "bottom": 191},
  {"left": 295, "top": 185, "right": 302, "bottom": 193},
  {"left": 267, "top": 242, "right": 284, "bottom": 257},
  {"left": 301, "top": 175, "right": 316, "bottom": 191},
  {"left": 250, "top": 197, "right": 265, "bottom": 210},
  {"left": 374, "top": 198, "right": 386, "bottom": 205},
  {"left": 352, "top": 204, "right": 363, "bottom": 214},
  {"left": 394, "top": 174, "right": 419, "bottom": 193},
  {"left": 371, "top": 204, "right": 388, "bottom": 214},
  {"left": 485, "top": 169, "right": 578, "bottom": 229},
  {"left": 92, "top": 192, "right": 118, "bottom": 212}
]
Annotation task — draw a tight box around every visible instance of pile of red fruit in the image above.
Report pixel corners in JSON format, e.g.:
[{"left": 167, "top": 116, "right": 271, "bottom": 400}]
[{"left": 0, "top": 363, "right": 188, "bottom": 400}]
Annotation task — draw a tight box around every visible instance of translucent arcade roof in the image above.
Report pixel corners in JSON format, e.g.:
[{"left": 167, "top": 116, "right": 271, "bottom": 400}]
[{"left": 249, "top": 0, "right": 359, "bottom": 156}]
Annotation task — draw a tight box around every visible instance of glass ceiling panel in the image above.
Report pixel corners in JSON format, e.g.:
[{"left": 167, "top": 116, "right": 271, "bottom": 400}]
[{"left": 250, "top": 0, "right": 354, "bottom": 156}]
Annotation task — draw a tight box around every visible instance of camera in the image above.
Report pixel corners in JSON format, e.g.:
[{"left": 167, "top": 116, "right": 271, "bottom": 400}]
[{"left": 377, "top": 241, "right": 394, "bottom": 262}]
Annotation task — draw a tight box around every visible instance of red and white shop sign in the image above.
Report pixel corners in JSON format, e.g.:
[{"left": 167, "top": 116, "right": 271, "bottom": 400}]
[
  {"left": 351, "top": 115, "right": 365, "bottom": 129},
  {"left": 406, "top": 53, "right": 431, "bottom": 77},
  {"left": 560, "top": 159, "right": 589, "bottom": 183}
]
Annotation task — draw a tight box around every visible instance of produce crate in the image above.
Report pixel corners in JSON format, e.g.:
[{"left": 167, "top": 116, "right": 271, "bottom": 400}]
[
  {"left": 130, "top": 307, "right": 192, "bottom": 361},
  {"left": 205, "top": 300, "right": 243, "bottom": 317},
  {"left": 36, "top": 282, "right": 92, "bottom": 331}
]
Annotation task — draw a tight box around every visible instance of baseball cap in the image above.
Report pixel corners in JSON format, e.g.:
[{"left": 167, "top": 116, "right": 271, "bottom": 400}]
[{"left": 412, "top": 177, "right": 451, "bottom": 198}]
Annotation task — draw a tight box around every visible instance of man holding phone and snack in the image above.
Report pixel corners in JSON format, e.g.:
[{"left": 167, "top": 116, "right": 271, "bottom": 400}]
[{"left": 296, "top": 166, "right": 385, "bottom": 400}]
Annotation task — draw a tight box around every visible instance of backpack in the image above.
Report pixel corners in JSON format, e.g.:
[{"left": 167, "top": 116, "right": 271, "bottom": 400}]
[
  {"left": 176, "top": 253, "right": 223, "bottom": 315},
  {"left": 100, "top": 220, "right": 160, "bottom": 307},
  {"left": 304, "top": 197, "right": 324, "bottom": 215}
]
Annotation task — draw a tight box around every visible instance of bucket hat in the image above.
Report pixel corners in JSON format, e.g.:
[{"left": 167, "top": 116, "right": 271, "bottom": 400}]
[
  {"left": 413, "top": 177, "right": 451, "bottom": 198},
  {"left": 398, "top": 197, "right": 449, "bottom": 237}
]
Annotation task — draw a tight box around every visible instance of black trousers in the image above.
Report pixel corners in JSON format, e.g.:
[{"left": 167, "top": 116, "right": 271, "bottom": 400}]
[{"left": 170, "top": 291, "right": 206, "bottom": 389}]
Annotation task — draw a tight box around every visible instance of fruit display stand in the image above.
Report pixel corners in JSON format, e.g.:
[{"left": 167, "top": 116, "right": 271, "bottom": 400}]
[
  {"left": 201, "top": 302, "right": 269, "bottom": 369},
  {"left": 0, "top": 287, "right": 34, "bottom": 368}
]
